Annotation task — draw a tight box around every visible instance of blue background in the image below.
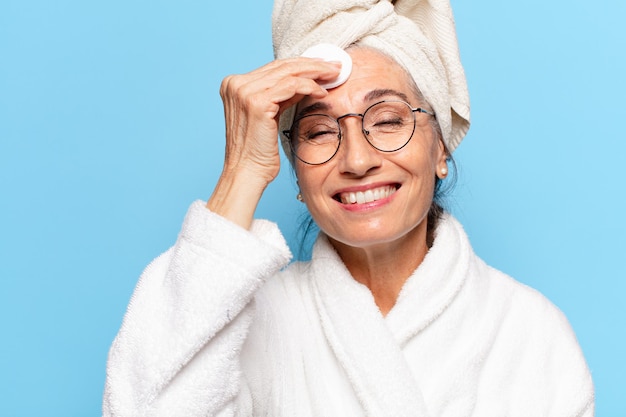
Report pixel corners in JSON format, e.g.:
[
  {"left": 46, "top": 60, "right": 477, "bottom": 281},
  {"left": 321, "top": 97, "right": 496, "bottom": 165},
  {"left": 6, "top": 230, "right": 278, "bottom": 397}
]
[{"left": 1, "top": 0, "right": 624, "bottom": 415}]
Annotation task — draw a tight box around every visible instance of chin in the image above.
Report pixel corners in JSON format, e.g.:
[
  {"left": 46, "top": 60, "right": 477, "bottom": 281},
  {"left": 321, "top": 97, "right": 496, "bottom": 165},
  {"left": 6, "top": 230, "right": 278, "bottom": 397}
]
[{"left": 325, "top": 220, "right": 427, "bottom": 251}]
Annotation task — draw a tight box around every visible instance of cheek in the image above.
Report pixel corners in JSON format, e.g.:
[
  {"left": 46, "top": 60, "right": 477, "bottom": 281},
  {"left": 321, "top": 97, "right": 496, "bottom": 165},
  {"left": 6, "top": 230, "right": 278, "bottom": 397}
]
[
  {"left": 295, "top": 164, "right": 329, "bottom": 201},
  {"left": 403, "top": 138, "right": 440, "bottom": 175},
  {"left": 295, "top": 164, "right": 311, "bottom": 192},
  {"left": 417, "top": 134, "right": 446, "bottom": 175}
]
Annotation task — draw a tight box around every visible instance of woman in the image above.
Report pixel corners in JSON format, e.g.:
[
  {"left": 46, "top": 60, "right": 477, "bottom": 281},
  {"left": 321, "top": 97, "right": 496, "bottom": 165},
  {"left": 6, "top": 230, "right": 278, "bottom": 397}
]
[{"left": 103, "top": 1, "right": 594, "bottom": 416}]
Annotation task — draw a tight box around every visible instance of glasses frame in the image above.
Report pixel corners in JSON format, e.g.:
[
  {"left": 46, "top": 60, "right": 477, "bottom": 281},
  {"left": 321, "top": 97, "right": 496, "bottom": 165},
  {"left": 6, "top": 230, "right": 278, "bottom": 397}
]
[{"left": 283, "top": 100, "right": 435, "bottom": 165}]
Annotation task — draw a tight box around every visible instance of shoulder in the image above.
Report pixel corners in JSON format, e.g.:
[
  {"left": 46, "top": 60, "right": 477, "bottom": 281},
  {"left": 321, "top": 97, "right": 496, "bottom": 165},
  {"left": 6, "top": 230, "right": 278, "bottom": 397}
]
[
  {"left": 255, "top": 260, "right": 314, "bottom": 313},
  {"left": 438, "top": 214, "right": 582, "bottom": 345},
  {"left": 248, "top": 260, "right": 323, "bottom": 348},
  {"left": 479, "top": 261, "right": 577, "bottom": 347},
  {"left": 472, "top": 259, "right": 594, "bottom": 414},
  {"left": 434, "top": 215, "right": 584, "bottom": 338},
  {"left": 437, "top": 215, "right": 593, "bottom": 413}
]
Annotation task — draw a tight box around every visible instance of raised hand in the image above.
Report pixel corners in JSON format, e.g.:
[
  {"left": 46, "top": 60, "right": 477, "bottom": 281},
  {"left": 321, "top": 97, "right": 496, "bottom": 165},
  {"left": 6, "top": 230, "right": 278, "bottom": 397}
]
[{"left": 207, "top": 58, "right": 341, "bottom": 229}]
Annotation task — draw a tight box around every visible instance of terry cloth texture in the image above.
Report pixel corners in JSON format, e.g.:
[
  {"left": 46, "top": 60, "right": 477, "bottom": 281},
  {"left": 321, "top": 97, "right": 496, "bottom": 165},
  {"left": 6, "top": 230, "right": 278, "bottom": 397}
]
[
  {"left": 103, "top": 201, "right": 594, "bottom": 417},
  {"left": 272, "top": 0, "right": 471, "bottom": 159}
]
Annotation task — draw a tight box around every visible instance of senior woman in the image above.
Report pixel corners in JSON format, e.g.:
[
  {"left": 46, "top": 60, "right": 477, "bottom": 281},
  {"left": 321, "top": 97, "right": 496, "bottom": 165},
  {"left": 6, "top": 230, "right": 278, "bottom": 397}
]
[{"left": 103, "top": 0, "right": 594, "bottom": 416}]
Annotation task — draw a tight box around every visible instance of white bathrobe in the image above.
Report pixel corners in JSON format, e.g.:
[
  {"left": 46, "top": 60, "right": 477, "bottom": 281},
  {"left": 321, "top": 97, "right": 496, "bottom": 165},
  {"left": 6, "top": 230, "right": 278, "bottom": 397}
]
[{"left": 103, "top": 201, "right": 594, "bottom": 417}]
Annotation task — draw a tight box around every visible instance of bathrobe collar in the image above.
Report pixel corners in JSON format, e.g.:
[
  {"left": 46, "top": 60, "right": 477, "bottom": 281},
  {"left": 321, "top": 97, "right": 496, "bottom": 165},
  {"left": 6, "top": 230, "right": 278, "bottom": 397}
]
[{"left": 309, "top": 213, "right": 470, "bottom": 417}]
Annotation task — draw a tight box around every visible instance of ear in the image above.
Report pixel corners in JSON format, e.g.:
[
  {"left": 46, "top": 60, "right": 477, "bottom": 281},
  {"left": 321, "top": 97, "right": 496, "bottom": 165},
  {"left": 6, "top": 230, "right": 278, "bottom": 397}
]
[{"left": 435, "top": 139, "right": 449, "bottom": 179}]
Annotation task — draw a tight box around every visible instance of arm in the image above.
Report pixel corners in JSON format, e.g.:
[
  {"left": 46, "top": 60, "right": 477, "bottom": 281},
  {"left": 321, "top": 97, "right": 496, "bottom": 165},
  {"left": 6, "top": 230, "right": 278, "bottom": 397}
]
[
  {"left": 103, "top": 58, "right": 341, "bottom": 416},
  {"left": 103, "top": 202, "right": 291, "bottom": 417}
]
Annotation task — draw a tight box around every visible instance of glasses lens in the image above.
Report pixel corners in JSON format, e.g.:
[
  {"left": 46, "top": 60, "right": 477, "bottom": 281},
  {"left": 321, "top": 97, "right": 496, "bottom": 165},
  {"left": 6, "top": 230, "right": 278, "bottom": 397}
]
[
  {"left": 363, "top": 101, "right": 415, "bottom": 152},
  {"left": 291, "top": 115, "right": 340, "bottom": 164}
]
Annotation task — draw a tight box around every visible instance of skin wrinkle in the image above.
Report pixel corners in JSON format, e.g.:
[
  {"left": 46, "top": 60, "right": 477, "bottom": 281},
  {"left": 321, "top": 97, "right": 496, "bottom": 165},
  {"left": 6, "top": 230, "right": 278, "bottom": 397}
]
[{"left": 294, "top": 89, "right": 413, "bottom": 119}]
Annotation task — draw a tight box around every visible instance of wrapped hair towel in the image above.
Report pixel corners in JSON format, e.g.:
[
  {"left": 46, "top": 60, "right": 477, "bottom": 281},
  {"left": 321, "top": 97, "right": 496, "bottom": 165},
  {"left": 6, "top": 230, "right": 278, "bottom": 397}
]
[{"left": 272, "top": 0, "right": 471, "bottom": 158}]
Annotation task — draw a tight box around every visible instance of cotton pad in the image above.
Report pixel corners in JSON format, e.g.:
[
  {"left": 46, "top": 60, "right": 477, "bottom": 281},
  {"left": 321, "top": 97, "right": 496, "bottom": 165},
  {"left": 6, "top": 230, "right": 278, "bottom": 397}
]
[{"left": 301, "top": 43, "right": 352, "bottom": 89}]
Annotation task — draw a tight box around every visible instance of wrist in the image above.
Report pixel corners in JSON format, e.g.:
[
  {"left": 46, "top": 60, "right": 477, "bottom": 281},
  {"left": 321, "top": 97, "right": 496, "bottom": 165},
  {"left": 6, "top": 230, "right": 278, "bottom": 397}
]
[{"left": 206, "top": 167, "right": 273, "bottom": 230}]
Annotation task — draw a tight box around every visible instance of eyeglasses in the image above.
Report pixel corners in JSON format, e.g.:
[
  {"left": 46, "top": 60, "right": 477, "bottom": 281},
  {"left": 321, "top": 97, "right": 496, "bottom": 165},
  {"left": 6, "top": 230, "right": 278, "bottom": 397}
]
[{"left": 283, "top": 100, "right": 435, "bottom": 165}]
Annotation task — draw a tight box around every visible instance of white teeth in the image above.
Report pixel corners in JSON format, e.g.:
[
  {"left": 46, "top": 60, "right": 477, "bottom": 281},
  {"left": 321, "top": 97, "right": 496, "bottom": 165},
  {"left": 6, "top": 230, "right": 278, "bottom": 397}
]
[
  {"left": 373, "top": 188, "right": 380, "bottom": 200},
  {"left": 339, "top": 185, "right": 396, "bottom": 204}
]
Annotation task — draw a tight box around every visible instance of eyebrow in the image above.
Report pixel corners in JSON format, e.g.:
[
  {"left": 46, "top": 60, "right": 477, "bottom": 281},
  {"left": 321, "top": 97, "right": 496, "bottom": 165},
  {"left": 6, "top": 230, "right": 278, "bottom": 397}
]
[
  {"left": 294, "top": 88, "right": 412, "bottom": 119},
  {"left": 364, "top": 88, "right": 411, "bottom": 103},
  {"left": 295, "top": 102, "right": 331, "bottom": 119}
]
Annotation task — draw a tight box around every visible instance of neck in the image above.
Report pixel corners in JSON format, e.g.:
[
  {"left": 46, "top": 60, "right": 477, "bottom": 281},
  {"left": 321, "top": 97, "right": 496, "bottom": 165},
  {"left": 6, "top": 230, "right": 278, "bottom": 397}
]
[{"left": 329, "top": 222, "right": 430, "bottom": 316}]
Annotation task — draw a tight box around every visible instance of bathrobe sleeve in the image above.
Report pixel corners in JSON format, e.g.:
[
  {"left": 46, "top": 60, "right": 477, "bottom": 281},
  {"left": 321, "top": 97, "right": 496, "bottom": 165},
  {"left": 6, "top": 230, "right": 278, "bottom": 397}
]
[{"left": 103, "top": 201, "right": 292, "bottom": 417}]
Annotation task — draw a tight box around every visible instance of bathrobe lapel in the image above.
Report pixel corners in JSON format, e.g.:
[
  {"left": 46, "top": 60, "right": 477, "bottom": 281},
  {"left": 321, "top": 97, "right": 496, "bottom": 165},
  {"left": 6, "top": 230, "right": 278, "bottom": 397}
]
[
  {"left": 309, "top": 238, "right": 430, "bottom": 417},
  {"left": 308, "top": 215, "right": 469, "bottom": 417},
  {"left": 385, "top": 214, "right": 469, "bottom": 346}
]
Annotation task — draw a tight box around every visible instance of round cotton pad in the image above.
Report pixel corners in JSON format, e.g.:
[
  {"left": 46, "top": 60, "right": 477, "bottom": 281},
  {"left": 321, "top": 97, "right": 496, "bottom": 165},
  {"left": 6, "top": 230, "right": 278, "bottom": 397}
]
[{"left": 301, "top": 43, "right": 353, "bottom": 89}]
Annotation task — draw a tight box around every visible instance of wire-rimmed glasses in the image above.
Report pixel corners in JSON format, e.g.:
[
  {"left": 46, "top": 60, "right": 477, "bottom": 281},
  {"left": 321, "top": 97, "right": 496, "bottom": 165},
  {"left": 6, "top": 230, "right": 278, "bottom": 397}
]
[{"left": 283, "top": 100, "right": 435, "bottom": 165}]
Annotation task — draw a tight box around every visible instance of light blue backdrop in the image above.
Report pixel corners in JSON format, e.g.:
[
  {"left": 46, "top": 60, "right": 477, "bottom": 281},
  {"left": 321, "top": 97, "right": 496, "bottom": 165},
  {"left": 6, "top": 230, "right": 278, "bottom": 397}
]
[{"left": 1, "top": 0, "right": 624, "bottom": 415}]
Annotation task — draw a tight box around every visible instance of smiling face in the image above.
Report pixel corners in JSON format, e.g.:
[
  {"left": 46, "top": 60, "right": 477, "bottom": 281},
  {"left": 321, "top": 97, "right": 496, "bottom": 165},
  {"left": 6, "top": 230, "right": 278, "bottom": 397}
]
[{"left": 294, "top": 47, "right": 448, "bottom": 254}]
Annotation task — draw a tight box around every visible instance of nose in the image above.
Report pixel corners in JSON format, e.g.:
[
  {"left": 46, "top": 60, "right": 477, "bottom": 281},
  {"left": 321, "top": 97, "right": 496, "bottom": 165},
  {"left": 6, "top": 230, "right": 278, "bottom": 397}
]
[{"left": 336, "top": 116, "right": 383, "bottom": 176}]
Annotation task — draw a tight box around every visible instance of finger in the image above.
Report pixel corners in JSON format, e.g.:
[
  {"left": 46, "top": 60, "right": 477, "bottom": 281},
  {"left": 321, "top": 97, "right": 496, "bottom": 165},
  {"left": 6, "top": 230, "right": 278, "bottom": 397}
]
[
  {"left": 221, "top": 57, "right": 340, "bottom": 109},
  {"left": 229, "top": 74, "right": 328, "bottom": 120},
  {"left": 243, "top": 57, "right": 342, "bottom": 86}
]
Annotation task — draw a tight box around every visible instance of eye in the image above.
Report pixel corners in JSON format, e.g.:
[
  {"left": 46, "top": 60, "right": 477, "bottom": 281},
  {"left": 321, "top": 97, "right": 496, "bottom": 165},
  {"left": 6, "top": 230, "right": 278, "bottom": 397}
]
[
  {"left": 370, "top": 111, "right": 408, "bottom": 132},
  {"left": 306, "top": 127, "right": 337, "bottom": 140},
  {"left": 297, "top": 117, "right": 339, "bottom": 143},
  {"left": 303, "top": 133, "right": 338, "bottom": 145},
  {"left": 374, "top": 116, "right": 403, "bottom": 127}
]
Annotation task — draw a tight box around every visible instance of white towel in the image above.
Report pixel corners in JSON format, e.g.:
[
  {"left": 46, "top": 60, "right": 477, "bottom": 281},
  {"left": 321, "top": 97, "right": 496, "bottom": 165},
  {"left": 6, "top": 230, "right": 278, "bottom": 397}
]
[{"left": 272, "top": 0, "right": 471, "bottom": 156}]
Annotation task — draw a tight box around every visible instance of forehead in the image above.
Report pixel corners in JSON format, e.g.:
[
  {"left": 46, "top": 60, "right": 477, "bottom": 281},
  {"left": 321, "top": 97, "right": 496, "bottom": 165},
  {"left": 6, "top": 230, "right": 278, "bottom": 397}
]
[
  {"left": 297, "top": 47, "right": 417, "bottom": 111},
  {"left": 348, "top": 46, "right": 408, "bottom": 78}
]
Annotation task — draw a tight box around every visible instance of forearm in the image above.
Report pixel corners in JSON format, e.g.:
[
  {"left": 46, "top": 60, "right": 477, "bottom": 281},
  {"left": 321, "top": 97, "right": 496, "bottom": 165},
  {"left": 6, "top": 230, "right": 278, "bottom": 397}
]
[{"left": 207, "top": 166, "right": 271, "bottom": 231}]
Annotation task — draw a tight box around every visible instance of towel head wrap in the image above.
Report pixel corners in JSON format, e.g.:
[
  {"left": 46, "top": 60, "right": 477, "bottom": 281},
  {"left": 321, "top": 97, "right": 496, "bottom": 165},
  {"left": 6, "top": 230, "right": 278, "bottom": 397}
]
[{"left": 272, "top": 0, "right": 470, "bottom": 161}]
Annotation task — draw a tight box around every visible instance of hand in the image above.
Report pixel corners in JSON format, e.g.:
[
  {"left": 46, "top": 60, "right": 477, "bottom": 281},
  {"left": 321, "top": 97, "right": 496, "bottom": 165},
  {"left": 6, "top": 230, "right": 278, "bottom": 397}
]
[
  {"left": 207, "top": 58, "right": 341, "bottom": 228},
  {"left": 219, "top": 57, "right": 341, "bottom": 183}
]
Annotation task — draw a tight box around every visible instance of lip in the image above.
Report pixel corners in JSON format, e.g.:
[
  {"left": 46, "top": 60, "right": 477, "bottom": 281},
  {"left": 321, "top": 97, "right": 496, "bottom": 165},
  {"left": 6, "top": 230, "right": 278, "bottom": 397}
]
[{"left": 332, "top": 182, "right": 400, "bottom": 211}]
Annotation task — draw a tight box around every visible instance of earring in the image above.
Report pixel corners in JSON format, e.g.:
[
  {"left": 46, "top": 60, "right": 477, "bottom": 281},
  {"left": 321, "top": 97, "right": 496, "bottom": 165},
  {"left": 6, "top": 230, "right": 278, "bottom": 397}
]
[{"left": 296, "top": 192, "right": 304, "bottom": 202}]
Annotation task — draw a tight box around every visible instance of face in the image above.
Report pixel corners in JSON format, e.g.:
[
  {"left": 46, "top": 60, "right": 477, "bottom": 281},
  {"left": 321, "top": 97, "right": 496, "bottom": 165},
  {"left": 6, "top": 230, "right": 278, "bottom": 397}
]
[{"left": 294, "top": 47, "right": 448, "bottom": 253}]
